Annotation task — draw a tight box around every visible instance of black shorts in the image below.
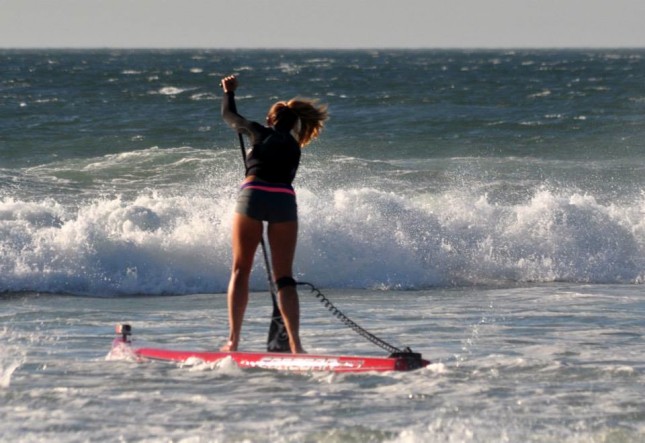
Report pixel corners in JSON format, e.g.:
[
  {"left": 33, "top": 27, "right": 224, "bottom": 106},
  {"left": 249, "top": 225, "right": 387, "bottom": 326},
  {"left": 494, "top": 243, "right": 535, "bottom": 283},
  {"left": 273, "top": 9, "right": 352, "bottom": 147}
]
[{"left": 235, "top": 181, "right": 298, "bottom": 223}]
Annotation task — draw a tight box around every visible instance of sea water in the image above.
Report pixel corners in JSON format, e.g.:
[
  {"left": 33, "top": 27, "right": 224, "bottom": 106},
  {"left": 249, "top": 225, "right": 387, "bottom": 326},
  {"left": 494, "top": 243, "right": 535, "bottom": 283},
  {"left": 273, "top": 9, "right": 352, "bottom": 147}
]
[{"left": 1, "top": 49, "right": 644, "bottom": 442}]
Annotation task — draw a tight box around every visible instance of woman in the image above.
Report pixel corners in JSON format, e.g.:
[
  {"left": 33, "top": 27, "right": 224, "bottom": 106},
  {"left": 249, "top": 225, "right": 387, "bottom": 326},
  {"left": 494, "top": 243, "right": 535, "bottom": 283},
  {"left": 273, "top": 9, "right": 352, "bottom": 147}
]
[{"left": 220, "top": 75, "right": 328, "bottom": 354}]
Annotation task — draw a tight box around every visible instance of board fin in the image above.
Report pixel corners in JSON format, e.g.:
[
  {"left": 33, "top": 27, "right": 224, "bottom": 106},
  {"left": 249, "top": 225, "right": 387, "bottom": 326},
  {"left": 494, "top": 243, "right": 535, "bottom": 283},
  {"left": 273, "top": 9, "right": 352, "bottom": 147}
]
[{"left": 267, "top": 304, "right": 290, "bottom": 352}]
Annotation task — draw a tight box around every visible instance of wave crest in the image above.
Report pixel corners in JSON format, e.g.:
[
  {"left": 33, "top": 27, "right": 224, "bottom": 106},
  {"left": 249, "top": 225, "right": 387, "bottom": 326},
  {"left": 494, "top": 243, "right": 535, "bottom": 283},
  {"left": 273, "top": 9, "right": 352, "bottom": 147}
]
[{"left": 2, "top": 183, "right": 642, "bottom": 295}]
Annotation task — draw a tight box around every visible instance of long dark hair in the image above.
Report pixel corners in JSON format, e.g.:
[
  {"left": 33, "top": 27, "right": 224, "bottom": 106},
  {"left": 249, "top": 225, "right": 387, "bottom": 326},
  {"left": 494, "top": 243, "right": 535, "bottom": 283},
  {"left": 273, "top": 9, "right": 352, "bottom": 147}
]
[{"left": 267, "top": 99, "right": 328, "bottom": 147}]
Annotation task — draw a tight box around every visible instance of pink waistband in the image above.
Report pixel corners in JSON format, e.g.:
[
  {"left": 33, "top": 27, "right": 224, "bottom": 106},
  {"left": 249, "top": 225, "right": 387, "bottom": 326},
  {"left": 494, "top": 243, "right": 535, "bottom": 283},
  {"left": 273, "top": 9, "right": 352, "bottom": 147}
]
[{"left": 240, "top": 181, "right": 296, "bottom": 196}]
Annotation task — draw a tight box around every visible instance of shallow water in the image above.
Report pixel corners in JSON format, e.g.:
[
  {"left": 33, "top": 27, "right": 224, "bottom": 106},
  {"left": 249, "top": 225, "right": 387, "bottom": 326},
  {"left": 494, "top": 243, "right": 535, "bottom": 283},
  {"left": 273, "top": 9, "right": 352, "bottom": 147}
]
[{"left": 2, "top": 284, "right": 643, "bottom": 442}]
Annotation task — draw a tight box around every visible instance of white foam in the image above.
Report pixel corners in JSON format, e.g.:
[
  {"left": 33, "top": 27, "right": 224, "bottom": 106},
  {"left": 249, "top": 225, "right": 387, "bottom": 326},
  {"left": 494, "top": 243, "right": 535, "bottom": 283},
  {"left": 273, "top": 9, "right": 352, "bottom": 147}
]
[
  {"left": 0, "top": 328, "right": 26, "bottom": 388},
  {"left": 0, "top": 359, "right": 21, "bottom": 389},
  {"left": 154, "top": 86, "right": 196, "bottom": 96},
  {"left": 105, "top": 340, "right": 140, "bottom": 362},
  {"left": 1, "top": 168, "right": 643, "bottom": 295},
  {"left": 0, "top": 192, "right": 235, "bottom": 295},
  {"left": 296, "top": 185, "right": 645, "bottom": 288}
]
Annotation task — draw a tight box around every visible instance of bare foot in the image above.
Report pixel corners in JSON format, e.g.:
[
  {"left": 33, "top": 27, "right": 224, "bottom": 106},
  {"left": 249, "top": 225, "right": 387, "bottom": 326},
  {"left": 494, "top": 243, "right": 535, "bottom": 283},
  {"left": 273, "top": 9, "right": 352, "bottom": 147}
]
[
  {"left": 292, "top": 342, "right": 307, "bottom": 354},
  {"left": 220, "top": 340, "right": 237, "bottom": 352}
]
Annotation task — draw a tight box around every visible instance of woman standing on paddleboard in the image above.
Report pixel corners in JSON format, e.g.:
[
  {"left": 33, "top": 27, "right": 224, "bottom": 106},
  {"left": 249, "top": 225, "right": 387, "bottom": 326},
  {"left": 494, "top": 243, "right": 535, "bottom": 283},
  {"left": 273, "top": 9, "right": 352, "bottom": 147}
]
[{"left": 220, "top": 75, "right": 328, "bottom": 354}]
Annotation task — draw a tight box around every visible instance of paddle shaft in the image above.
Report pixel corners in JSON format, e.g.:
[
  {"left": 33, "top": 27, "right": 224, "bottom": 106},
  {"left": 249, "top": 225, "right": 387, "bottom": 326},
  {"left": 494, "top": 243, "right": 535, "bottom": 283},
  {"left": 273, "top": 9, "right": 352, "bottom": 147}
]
[{"left": 236, "top": 133, "right": 289, "bottom": 352}]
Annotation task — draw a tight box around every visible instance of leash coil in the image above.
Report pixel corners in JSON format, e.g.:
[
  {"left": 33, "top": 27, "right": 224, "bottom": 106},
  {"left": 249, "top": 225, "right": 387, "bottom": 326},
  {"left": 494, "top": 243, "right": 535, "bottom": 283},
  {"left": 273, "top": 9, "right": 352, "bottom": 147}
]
[{"left": 297, "top": 281, "right": 405, "bottom": 355}]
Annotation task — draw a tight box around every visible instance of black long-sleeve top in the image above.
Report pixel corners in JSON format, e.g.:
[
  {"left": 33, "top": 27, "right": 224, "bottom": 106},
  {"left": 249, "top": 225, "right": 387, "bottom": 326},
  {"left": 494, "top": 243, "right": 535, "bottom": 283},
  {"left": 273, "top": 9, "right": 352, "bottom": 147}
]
[{"left": 221, "top": 92, "right": 301, "bottom": 185}]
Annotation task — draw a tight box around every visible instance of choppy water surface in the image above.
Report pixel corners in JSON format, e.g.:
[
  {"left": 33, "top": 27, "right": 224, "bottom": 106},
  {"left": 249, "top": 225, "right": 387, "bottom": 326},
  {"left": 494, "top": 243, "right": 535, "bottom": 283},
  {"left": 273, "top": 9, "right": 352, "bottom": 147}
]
[
  {"left": 1, "top": 49, "right": 643, "bottom": 441},
  {"left": 1, "top": 285, "right": 643, "bottom": 442}
]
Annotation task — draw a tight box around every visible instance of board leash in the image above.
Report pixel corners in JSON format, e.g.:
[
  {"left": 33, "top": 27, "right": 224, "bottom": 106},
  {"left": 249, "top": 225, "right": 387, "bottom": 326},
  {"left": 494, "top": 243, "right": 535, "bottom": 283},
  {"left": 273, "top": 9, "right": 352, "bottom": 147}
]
[{"left": 296, "top": 281, "right": 410, "bottom": 355}]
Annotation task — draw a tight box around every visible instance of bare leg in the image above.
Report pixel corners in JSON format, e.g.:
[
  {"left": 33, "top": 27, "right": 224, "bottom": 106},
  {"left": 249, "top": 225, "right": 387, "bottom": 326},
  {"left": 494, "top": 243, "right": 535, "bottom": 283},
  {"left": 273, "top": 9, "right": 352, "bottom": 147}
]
[
  {"left": 221, "top": 213, "right": 262, "bottom": 352},
  {"left": 268, "top": 220, "right": 305, "bottom": 354},
  {"left": 276, "top": 285, "right": 304, "bottom": 354}
]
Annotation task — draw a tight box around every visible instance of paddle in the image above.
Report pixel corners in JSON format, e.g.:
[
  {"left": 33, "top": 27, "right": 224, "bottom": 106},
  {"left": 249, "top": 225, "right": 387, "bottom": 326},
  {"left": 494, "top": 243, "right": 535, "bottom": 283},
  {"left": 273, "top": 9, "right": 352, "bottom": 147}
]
[{"left": 236, "top": 133, "right": 290, "bottom": 353}]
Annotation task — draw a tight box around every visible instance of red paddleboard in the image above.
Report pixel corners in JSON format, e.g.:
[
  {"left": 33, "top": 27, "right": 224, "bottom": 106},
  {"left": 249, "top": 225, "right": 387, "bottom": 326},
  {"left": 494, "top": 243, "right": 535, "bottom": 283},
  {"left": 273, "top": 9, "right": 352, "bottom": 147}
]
[{"left": 113, "top": 324, "right": 429, "bottom": 373}]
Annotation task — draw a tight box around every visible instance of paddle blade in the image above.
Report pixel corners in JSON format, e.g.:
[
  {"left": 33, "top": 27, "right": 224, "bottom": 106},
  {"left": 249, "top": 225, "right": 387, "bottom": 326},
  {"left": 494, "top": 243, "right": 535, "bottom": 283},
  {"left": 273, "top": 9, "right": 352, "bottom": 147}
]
[{"left": 267, "top": 305, "right": 290, "bottom": 352}]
